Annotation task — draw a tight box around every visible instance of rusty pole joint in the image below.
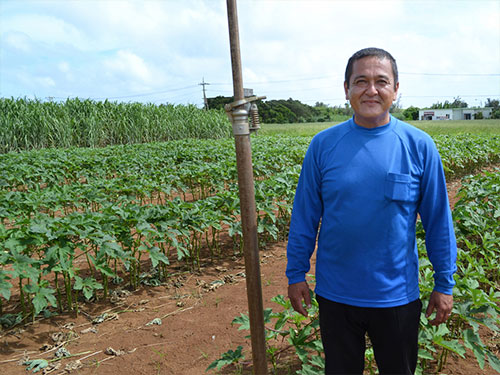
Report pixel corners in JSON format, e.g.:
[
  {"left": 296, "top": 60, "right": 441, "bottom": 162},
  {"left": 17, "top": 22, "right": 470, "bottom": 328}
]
[{"left": 225, "top": 96, "right": 266, "bottom": 135}]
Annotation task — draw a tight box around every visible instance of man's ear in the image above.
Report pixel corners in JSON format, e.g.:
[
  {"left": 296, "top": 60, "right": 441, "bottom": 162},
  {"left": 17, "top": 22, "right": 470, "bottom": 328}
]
[
  {"left": 344, "top": 81, "right": 349, "bottom": 100},
  {"left": 393, "top": 82, "right": 400, "bottom": 100}
]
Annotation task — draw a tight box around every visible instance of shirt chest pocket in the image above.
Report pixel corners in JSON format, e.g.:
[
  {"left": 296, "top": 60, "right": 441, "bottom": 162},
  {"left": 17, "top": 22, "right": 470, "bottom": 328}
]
[{"left": 384, "top": 173, "right": 413, "bottom": 202}]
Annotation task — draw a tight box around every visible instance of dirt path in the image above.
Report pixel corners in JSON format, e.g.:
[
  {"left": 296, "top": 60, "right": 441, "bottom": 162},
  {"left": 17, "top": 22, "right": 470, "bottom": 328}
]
[
  {"left": 0, "top": 243, "right": 291, "bottom": 375},
  {"left": 0, "top": 178, "right": 498, "bottom": 375}
]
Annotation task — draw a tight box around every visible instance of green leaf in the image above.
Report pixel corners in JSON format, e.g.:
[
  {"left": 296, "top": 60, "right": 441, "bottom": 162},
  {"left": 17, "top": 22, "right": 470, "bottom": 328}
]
[
  {"left": 25, "top": 282, "right": 57, "bottom": 316},
  {"left": 101, "top": 240, "right": 125, "bottom": 259},
  {"left": 263, "top": 307, "right": 273, "bottom": 323},
  {"left": 0, "top": 279, "right": 12, "bottom": 300},
  {"left": 270, "top": 294, "right": 290, "bottom": 308},
  {"left": 24, "top": 359, "right": 49, "bottom": 373},
  {"left": 4, "top": 237, "right": 21, "bottom": 251},
  {"left": 0, "top": 271, "right": 12, "bottom": 300},
  {"left": 486, "top": 350, "right": 500, "bottom": 373},
  {"left": 147, "top": 246, "right": 169, "bottom": 268},
  {"left": 32, "top": 293, "right": 49, "bottom": 316},
  {"left": 30, "top": 222, "right": 50, "bottom": 235},
  {"left": 288, "top": 325, "right": 313, "bottom": 347},
  {"left": 433, "top": 337, "right": 466, "bottom": 358},
  {"left": 232, "top": 313, "right": 250, "bottom": 331},
  {"left": 73, "top": 275, "right": 84, "bottom": 291},
  {"left": 10, "top": 253, "right": 40, "bottom": 282},
  {"left": 94, "top": 262, "right": 116, "bottom": 278},
  {"left": 417, "top": 348, "right": 434, "bottom": 360},
  {"left": 0, "top": 313, "right": 23, "bottom": 328},
  {"left": 297, "top": 363, "right": 323, "bottom": 375},
  {"left": 295, "top": 346, "right": 309, "bottom": 364},
  {"left": 205, "top": 345, "right": 244, "bottom": 372},
  {"left": 73, "top": 276, "right": 103, "bottom": 300},
  {"left": 463, "top": 329, "right": 485, "bottom": 369},
  {"left": 309, "top": 354, "right": 325, "bottom": 369}
]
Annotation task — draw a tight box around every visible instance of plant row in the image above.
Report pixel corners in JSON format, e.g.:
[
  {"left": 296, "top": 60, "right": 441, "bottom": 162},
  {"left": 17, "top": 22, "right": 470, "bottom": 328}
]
[
  {"left": 417, "top": 167, "right": 500, "bottom": 373},
  {"left": 1, "top": 134, "right": 498, "bottom": 198},
  {"left": 437, "top": 134, "right": 500, "bottom": 177},
  {"left": 0, "top": 179, "right": 296, "bottom": 321},
  {"left": 0, "top": 137, "right": 307, "bottom": 203},
  {"left": 0, "top": 136, "right": 307, "bottom": 323}
]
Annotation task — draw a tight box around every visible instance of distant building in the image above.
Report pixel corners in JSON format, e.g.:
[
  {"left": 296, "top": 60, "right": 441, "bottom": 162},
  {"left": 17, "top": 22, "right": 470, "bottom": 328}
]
[{"left": 418, "top": 108, "right": 492, "bottom": 120}]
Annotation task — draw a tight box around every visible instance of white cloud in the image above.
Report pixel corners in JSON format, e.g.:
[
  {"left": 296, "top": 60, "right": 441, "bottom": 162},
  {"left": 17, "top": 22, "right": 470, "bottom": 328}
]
[
  {"left": 41, "top": 0, "right": 227, "bottom": 57},
  {"left": 2, "top": 13, "right": 91, "bottom": 50},
  {"left": 103, "top": 50, "right": 152, "bottom": 82},
  {"left": 101, "top": 49, "right": 172, "bottom": 93},
  {"left": 58, "top": 62, "right": 70, "bottom": 74},
  {"left": 3, "top": 31, "right": 32, "bottom": 52},
  {"left": 35, "top": 76, "right": 55, "bottom": 87},
  {"left": 57, "top": 61, "right": 74, "bottom": 82}
]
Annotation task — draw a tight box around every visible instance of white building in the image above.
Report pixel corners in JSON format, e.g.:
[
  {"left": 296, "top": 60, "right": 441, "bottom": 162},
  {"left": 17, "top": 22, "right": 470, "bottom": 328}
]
[{"left": 418, "top": 107, "right": 492, "bottom": 120}]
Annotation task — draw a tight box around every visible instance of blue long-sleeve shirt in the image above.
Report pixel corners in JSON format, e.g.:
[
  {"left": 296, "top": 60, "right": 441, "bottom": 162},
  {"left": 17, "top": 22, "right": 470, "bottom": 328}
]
[{"left": 286, "top": 116, "right": 457, "bottom": 308}]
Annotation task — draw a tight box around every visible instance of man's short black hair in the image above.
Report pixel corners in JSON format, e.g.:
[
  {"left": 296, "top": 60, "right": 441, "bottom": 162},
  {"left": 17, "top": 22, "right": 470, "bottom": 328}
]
[{"left": 344, "top": 48, "right": 398, "bottom": 89}]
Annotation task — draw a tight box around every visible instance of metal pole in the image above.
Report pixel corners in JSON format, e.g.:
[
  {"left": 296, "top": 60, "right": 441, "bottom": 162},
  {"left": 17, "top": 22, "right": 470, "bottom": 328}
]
[
  {"left": 226, "top": 1, "right": 268, "bottom": 374},
  {"left": 199, "top": 77, "right": 210, "bottom": 110}
]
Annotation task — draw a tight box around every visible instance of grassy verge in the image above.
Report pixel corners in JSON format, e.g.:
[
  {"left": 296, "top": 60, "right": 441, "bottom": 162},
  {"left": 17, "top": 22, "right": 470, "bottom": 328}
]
[
  {"left": 260, "top": 119, "right": 500, "bottom": 137},
  {"left": 408, "top": 119, "right": 500, "bottom": 135}
]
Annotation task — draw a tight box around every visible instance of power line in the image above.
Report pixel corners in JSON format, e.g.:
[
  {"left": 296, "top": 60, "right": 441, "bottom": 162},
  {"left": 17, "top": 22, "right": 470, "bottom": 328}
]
[
  {"left": 402, "top": 94, "right": 499, "bottom": 98},
  {"left": 401, "top": 72, "right": 500, "bottom": 77},
  {"left": 209, "top": 71, "right": 499, "bottom": 87},
  {"left": 90, "top": 85, "right": 199, "bottom": 100},
  {"left": 151, "top": 89, "right": 203, "bottom": 104},
  {"left": 210, "top": 76, "right": 337, "bottom": 86},
  {"left": 211, "top": 74, "right": 340, "bottom": 86}
]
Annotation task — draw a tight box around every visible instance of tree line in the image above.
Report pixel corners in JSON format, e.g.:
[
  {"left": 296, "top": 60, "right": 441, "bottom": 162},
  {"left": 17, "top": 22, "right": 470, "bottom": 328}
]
[
  {"left": 208, "top": 96, "right": 500, "bottom": 123},
  {"left": 207, "top": 96, "right": 353, "bottom": 124}
]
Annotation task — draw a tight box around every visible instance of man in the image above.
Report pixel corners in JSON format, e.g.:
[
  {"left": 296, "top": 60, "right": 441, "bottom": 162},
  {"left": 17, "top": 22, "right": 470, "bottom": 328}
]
[{"left": 286, "top": 47, "right": 457, "bottom": 375}]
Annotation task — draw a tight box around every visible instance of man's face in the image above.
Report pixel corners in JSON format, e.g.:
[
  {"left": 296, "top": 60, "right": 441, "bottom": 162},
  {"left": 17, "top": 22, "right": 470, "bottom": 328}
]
[{"left": 344, "top": 56, "right": 399, "bottom": 128}]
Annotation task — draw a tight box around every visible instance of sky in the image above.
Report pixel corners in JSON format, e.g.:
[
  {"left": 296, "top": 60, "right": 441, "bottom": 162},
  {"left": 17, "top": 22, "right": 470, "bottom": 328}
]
[{"left": 1, "top": 0, "right": 499, "bottom": 109}]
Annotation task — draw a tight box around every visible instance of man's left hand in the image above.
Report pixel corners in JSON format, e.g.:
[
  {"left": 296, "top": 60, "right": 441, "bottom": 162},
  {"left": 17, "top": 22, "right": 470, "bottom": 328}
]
[{"left": 426, "top": 290, "right": 453, "bottom": 326}]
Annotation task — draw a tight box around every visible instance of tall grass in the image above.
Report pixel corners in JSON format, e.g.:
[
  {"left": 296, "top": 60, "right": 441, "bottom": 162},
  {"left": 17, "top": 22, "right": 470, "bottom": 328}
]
[{"left": 0, "top": 98, "right": 232, "bottom": 153}]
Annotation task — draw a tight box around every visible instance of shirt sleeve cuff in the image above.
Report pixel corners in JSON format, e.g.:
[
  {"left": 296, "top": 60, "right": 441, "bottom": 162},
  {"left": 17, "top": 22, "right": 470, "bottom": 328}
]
[
  {"left": 287, "top": 275, "right": 306, "bottom": 285},
  {"left": 433, "top": 272, "right": 456, "bottom": 295}
]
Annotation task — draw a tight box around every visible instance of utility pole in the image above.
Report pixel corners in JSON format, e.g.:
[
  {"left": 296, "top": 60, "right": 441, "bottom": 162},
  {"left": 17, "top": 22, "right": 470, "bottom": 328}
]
[
  {"left": 225, "top": 1, "right": 268, "bottom": 374},
  {"left": 199, "top": 77, "right": 210, "bottom": 110}
]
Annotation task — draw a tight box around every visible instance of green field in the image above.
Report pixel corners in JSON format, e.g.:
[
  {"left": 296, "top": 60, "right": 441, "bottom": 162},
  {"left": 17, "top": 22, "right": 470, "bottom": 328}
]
[
  {"left": 1, "top": 104, "right": 499, "bottom": 373},
  {"left": 261, "top": 119, "right": 500, "bottom": 137},
  {"left": 2, "top": 98, "right": 499, "bottom": 152}
]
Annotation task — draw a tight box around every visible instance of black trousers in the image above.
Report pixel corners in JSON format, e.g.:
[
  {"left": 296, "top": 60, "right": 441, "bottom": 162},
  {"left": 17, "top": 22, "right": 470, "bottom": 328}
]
[{"left": 317, "top": 295, "right": 422, "bottom": 375}]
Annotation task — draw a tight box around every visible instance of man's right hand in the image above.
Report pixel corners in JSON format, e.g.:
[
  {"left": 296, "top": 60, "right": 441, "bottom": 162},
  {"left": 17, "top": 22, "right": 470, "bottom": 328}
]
[{"left": 288, "top": 281, "right": 312, "bottom": 317}]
